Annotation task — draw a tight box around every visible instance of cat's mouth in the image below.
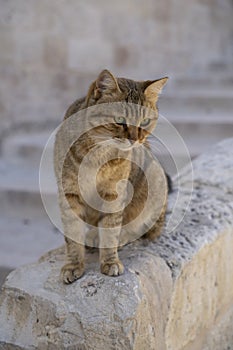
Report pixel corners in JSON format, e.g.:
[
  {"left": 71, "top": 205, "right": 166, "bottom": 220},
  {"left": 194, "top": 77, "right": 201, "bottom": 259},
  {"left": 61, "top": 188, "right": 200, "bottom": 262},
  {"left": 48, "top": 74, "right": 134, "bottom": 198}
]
[
  {"left": 92, "top": 136, "right": 141, "bottom": 151},
  {"left": 113, "top": 137, "right": 141, "bottom": 150}
]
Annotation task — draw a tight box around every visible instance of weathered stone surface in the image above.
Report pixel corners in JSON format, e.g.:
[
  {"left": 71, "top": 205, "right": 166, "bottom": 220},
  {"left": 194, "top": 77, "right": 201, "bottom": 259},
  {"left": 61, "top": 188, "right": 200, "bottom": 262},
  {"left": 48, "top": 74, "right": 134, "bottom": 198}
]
[
  {"left": 0, "top": 248, "right": 172, "bottom": 350},
  {"left": 0, "top": 138, "right": 233, "bottom": 349}
]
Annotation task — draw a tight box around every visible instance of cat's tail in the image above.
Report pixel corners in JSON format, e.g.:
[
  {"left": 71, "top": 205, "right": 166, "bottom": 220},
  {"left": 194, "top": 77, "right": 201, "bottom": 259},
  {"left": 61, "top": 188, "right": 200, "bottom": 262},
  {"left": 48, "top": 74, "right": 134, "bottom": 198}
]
[{"left": 166, "top": 173, "right": 173, "bottom": 194}]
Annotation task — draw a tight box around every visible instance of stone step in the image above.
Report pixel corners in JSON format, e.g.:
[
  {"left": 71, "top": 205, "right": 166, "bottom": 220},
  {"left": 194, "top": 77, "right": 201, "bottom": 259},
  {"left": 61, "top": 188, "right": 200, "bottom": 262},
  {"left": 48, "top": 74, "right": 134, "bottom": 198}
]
[
  {"left": 0, "top": 216, "right": 64, "bottom": 269},
  {"left": 1, "top": 83, "right": 233, "bottom": 165},
  {"left": 0, "top": 159, "right": 56, "bottom": 220},
  {"left": 163, "top": 88, "right": 233, "bottom": 99},
  {"left": 1, "top": 130, "right": 54, "bottom": 166},
  {"left": 1, "top": 117, "right": 233, "bottom": 167},
  {"left": 0, "top": 88, "right": 232, "bottom": 219},
  {"left": 0, "top": 161, "right": 63, "bottom": 271},
  {"left": 160, "top": 78, "right": 233, "bottom": 122},
  {"left": 169, "top": 122, "right": 233, "bottom": 156},
  {"left": 159, "top": 94, "right": 233, "bottom": 124},
  {"left": 0, "top": 119, "right": 232, "bottom": 216},
  {"left": 170, "top": 75, "right": 233, "bottom": 89}
]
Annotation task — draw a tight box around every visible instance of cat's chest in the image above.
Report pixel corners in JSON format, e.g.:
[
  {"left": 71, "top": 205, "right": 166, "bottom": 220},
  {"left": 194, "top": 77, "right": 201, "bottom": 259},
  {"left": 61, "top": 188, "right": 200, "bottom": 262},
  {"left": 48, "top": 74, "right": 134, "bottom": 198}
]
[
  {"left": 75, "top": 147, "right": 132, "bottom": 196},
  {"left": 97, "top": 158, "right": 131, "bottom": 185}
]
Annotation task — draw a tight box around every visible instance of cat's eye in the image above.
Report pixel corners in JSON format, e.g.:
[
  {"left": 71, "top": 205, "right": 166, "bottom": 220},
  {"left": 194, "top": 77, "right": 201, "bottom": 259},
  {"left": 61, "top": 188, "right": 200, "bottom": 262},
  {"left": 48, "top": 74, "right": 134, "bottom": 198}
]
[
  {"left": 140, "top": 118, "right": 150, "bottom": 127},
  {"left": 114, "top": 116, "right": 126, "bottom": 125}
]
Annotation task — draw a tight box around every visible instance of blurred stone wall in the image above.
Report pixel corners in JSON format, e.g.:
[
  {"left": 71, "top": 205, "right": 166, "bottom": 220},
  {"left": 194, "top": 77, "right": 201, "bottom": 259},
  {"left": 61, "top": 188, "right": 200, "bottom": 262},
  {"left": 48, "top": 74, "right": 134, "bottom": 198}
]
[{"left": 0, "top": 0, "right": 233, "bottom": 131}]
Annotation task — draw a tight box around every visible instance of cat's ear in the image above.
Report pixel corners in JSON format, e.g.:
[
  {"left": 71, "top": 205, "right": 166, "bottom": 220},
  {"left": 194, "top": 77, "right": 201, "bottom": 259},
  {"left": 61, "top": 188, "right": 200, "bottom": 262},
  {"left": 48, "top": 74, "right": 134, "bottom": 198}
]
[
  {"left": 144, "top": 77, "right": 168, "bottom": 105},
  {"left": 94, "top": 69, "right": 121, "bottom": 98}
]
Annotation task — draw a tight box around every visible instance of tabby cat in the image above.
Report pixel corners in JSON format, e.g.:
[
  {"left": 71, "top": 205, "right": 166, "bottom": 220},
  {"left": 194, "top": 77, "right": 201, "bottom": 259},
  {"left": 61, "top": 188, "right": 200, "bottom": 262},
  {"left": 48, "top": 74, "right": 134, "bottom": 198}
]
[{"left": 54, "top": 69, "right": 168, "bottom": 283}]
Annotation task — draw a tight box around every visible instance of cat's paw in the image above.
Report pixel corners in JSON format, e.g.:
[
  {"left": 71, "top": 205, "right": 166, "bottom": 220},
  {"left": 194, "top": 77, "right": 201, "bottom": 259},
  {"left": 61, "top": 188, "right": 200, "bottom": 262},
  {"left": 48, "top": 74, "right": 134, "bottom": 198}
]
[
  {"left": 61, "top": 263, "right": 85, "bottom": 284},
  {"left": 100, "top": 260, "right": 124, "bottom": 277}
]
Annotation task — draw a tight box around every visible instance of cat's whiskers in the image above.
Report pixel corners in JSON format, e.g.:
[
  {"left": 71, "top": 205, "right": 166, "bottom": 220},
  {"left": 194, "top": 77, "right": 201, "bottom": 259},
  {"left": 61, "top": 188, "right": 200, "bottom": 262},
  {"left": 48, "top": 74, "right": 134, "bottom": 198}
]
[
  {"left": 92, "top": 136, "right": 114, "bottom": 145},
  {"left": 149, "top": 142, "right": 166, "bottom": 154}
]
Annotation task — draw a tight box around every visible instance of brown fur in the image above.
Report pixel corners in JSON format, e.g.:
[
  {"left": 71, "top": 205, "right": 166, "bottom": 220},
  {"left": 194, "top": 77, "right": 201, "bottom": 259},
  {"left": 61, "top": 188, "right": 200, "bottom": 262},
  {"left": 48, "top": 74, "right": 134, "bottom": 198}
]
[{"left": 54, "top": 69, "right": 168, "bottom": 283}]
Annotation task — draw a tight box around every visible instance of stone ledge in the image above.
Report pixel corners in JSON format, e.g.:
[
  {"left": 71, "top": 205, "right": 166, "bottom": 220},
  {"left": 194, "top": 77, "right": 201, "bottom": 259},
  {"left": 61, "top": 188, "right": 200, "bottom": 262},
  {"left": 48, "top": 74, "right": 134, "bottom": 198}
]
[{"left": 0, "top": 138, "right": 233, "bottom": 350}]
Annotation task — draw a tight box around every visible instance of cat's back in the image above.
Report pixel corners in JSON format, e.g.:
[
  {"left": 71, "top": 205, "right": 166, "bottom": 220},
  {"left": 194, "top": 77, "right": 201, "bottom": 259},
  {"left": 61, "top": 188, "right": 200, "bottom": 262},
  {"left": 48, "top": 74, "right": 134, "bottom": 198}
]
[{"left": 64, "top": 96, "right": 86, "bottom": 120}]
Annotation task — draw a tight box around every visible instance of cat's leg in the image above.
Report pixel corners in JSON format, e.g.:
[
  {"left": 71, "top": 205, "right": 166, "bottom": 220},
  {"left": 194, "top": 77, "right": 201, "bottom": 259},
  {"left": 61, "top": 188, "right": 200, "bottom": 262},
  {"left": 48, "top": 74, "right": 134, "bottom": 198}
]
[
  {"left": 99, "top": 247, "right": 124, "bottom": 276},
  {"left": 60, "top": 193, "right": 86, "bottom": 283},
  {"left": 98, "top": 212, "right": 124, "bottom": 276},
  {"left": 61, "top": 237, "right": 85, "bottom": 284}
]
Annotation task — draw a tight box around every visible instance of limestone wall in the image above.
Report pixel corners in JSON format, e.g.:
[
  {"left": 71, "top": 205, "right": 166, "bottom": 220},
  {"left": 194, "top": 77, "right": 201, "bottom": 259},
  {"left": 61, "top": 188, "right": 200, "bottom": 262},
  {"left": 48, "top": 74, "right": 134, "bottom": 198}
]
[
  {"left": 1, "top": 0, "right": 233, "bottom": 131},
  {"left": 0, "top": 138, "right": 233, "bottom": 349}
]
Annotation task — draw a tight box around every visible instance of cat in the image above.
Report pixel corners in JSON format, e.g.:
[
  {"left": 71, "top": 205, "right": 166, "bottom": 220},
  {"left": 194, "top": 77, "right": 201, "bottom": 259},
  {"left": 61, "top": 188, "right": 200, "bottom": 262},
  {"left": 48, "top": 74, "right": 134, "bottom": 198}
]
[{"left": 54, "top": 69, "right": 169, "bottom": 283}]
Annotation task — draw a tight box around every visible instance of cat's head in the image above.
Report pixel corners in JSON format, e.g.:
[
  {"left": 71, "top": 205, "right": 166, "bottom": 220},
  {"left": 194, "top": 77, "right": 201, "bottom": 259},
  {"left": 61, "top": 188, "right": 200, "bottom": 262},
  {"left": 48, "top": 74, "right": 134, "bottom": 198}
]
[{"left": 87, "top": 69, "right": 168, "bottom": 148}]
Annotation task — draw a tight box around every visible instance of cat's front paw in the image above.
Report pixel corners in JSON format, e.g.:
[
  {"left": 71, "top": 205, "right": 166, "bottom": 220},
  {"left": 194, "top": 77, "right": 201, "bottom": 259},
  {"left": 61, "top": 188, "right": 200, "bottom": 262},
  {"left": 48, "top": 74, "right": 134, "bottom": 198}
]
[
  {"left": 100, "top": 260, "right": 124, "bottom": 277},
  {"left": 61, "top": 262, "right": 85, "bottom": 284}
]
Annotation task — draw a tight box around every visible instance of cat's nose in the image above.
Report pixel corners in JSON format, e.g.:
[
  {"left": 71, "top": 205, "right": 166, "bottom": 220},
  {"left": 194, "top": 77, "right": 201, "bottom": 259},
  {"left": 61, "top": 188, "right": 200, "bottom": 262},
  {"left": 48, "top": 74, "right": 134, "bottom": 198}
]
[{"left": 127, "top": 126, "right": 138, "bottom": 142}]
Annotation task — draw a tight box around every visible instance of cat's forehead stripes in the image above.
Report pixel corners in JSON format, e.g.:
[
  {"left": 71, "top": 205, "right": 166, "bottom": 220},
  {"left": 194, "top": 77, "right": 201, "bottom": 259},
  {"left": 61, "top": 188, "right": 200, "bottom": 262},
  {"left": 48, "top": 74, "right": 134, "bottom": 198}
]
[
  {"left": 118, "top": 79, "right": 145, "bottom": 105},
  {"left": 121, "top": 102, "right": 155, "bottom": 123},
  {"left": 125, "top": 90, "right": 144, "bottom": 105}
]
